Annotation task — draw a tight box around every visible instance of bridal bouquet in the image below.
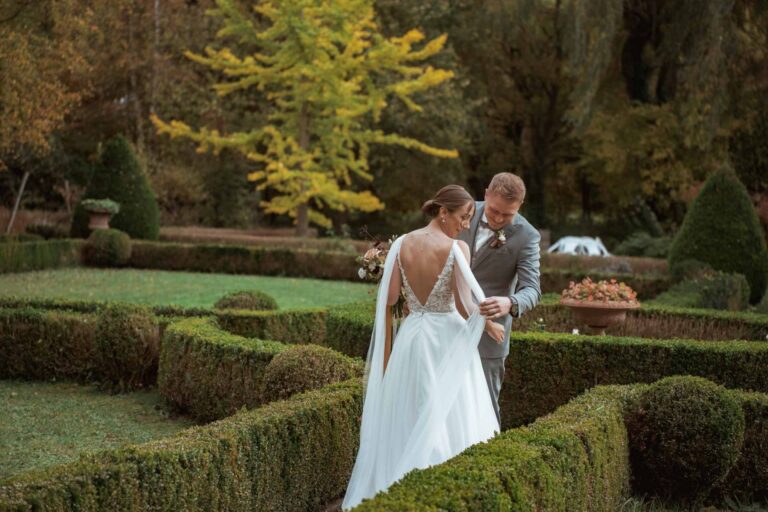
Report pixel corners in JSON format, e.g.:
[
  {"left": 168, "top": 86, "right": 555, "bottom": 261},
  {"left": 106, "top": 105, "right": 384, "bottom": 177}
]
[{"left": 356, "top": 235, "right": 407, "bottom": 317}]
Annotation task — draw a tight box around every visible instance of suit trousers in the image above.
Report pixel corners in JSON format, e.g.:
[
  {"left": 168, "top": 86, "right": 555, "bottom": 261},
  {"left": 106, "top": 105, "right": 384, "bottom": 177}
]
[{"left": 480, "top": 356, "right": 505, "bottom": 426}]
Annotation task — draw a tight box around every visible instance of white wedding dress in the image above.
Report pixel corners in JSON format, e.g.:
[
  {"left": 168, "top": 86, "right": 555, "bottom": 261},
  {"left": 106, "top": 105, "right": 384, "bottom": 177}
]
[{"left": 342, "top": 235, "right": 499, "bottom": 510}]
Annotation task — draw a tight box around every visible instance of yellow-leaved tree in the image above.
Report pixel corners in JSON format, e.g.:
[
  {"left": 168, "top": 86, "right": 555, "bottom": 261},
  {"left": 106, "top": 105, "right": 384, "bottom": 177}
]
[{"left": 152, "top": 0, "right": 458, "bottom": 235}]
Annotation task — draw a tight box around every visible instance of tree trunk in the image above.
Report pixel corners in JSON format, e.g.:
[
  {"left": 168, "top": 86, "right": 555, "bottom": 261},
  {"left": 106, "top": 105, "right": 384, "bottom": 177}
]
[
  {"left": 295, "top": 104, "right": 311, "bottom": 237},
  {"left": 5, "top": 171, "right": 30, "bottom": 235}
]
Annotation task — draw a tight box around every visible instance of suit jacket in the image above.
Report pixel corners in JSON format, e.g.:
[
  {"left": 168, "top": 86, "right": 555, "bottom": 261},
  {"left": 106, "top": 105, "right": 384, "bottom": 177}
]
[{"left": 458, "top": 201, "right": 542, "bottom": 358}]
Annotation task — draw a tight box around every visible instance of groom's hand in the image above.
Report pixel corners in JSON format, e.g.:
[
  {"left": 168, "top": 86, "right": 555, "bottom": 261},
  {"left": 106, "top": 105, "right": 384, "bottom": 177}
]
[{"left": 480, "top": 296, "right": 511, "bottom": 319}]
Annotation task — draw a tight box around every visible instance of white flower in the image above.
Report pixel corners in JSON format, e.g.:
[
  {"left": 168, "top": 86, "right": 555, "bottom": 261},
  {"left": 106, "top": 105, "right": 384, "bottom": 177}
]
[
  {"left": 358, "top": 268, "right": 366, "bottom": 280},
  {"left": 538, "top": 317, "right": 544, "bottom": 323},
  {"left": 572, "top": 328, "right": 580, "bottom": 335},
  {"left": 498, "top": 231, "right": 506, "bottom": 242}
]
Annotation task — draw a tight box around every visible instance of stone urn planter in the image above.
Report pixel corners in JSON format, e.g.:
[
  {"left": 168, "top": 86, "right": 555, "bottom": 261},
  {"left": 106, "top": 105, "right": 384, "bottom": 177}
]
[
  {"left": 560, "top": 278, "right": 640, "bottom": 335},
  {"left": 81, "top": 199, "right": 120, "bottom": 231}
]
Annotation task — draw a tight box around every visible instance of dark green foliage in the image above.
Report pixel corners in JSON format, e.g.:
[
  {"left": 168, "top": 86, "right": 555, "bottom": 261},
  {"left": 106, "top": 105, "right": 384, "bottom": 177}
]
[
  {"left": 0, "top": 308, "right": 98, "bottom": 381},
  {"left": 0, "top": 234, "right": 43, "bottom": 243},
  {"left": 95, "top": 304, "right": 160, "bottom": 392},
  {"left": 670, "top": 259, "right": 715, "bottom": 281},
  {"left": 0, "top": 380, "right": 363, "bottom": 512},
  {"left": 325, "top": 301, "right": 375, "bottom": 358},
  {"left": 758, "top": 293, "right": 768, "bottom": 315},
  {"left": 214, "top": 290, "right": 278, "bottom": 311},
  {"left": 158, "top": 317, "right": 287, "bottom": 421},
  {"left": 128, "top": 241, "right": 359, "bottom": 280},
  {"left": 0, "top": 240, "right": 82, "bottom": 274},
  {"left": 356, "top": 385, "right": 631, "bottom": 511},
  {"left": 503, "top": 331, "right": 768, "bottom": 429},
  {"left": 262, "top": 344, "right": 362, "bottom": 403},
  {"left": 71, "top": 136, "right": 160, "bottom": 240},
  {"left": 25, "top": 223, "right": 70, "bottom": 240},
  {"left": 653, "top": 272, "right": 751, "bottom": 311},
  {"left": 669, "top": 169, "right": 768, "bottom": 303},
  {"left": 626, "top": 376, "right": 745, "bottom": 504},
  {"left": 216, "top": 308, "right": 326, "bottom": 345},
  {"left": 82, "top": 228, "right": 132, "bottom": 267},
  {"left": 613, "top": 232, "right": 672, "bottom": 258}
]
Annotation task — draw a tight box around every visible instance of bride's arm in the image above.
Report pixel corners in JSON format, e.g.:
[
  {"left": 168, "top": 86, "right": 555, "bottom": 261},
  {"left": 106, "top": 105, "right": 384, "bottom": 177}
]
[
  {"left": 387, "top": 258, "right": 402, "bottom": 306},
  {"left": 452, "top": 241, "right": 472, "bottom": 318}
]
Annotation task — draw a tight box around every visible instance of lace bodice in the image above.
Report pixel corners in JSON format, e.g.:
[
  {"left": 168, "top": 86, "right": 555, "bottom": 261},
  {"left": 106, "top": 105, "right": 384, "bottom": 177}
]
[{"left": 397, "top": 242, "right": 456, "bottom": 314}]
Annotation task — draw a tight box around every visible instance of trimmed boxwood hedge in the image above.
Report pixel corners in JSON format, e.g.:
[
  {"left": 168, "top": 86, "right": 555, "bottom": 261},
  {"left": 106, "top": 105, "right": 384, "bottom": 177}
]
[
  {"left": 0, "top": 240, "right": 82, "bottom": 274},
  {"left": 0, "top": 306, "right": 160, "bottom": 391},
  {"left": 356, "top": 382, "right": 768, "bottom": 509},
  {"left": 215, "top": 308, "right": 327, "bottom": 345},
  {"left": 502, "top": 331, "right": 768, "bottom": 429},
  {"left": 355, "top": 384, "right": 632, "bottom": 511},
  {"left": 0, "top": 379, "right": 363, "bottom": 512},
  {"left": 0, "top": 295, "right": 212, "bottom": 318},
  {"left": 515, "top": 295, "right": 768, "bottom": 341},
  {"left": 159, "top": 317, "right": 288, "bottom": 422}
]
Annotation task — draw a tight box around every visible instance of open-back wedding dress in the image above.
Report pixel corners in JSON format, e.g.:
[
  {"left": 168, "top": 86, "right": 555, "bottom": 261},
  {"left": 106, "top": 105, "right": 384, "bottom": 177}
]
[{"left": 342, "top": 234, "right": 499, "bottom": 510}]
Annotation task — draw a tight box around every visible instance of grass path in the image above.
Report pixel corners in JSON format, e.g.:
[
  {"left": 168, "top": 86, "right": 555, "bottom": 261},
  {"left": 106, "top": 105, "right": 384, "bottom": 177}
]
[
  {"left": 0, "top": 381, "right": 196, "bottom": 480},
  {"left": 0, "top": 268, "right": 374, "bottom": 309}
]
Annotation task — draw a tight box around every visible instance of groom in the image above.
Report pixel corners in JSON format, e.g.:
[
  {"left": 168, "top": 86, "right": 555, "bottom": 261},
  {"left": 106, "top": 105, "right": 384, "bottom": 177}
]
[{"left": 459, "top": 172, "right": 542, "bottom": 425}]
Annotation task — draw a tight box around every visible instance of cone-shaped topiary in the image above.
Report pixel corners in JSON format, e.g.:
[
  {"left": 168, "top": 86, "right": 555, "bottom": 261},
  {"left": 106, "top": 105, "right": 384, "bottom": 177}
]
[
  {"left": 669, "top": 167, "right": 768, "bottom": 303},
  {"left": 71, "top": 136, "right": 160, "bottom": 240}
]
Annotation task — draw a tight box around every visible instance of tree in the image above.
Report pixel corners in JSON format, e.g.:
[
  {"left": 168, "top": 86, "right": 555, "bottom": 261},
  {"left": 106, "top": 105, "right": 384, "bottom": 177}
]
[
  {"left": 71, "top": 136, "right": 160, "bottom": 240},
  {"left": 669, "top": 168, "right": 768, "bottom": 304},
  {"left": 152, "top": 0, "right": 458, "bottom": 236}
]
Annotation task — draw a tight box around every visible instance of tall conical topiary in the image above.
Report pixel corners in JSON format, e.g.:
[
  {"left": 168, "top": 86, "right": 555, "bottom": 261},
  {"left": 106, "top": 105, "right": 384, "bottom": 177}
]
[
  {"left": 71, "top": 136, "right": 160, "bottom": 240},
  {"left": 669, "top": 167, "right": 768, "bottom": 303}
]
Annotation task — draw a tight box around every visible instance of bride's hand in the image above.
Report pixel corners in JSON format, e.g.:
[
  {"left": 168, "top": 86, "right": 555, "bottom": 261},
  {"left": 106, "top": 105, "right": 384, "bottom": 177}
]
[{"left": 485, "top": 320, "right": 505, "bottom": 344}]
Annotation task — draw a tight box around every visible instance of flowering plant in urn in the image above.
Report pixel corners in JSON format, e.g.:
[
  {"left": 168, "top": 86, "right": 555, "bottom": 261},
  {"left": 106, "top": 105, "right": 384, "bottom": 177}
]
[{"left": 560, "top": 277, "right": 639, "bottom": 334}]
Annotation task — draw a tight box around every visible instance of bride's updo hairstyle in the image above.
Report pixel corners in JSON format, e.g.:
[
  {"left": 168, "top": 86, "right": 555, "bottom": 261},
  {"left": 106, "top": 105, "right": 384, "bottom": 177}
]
[{"left": 421, "top": 185, "right": 474, "bottom": 217}]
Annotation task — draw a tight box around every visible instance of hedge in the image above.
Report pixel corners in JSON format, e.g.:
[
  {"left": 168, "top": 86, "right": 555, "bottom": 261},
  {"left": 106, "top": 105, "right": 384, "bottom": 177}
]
[
  {"left": 0, "top": 306, "right": 160, "bottom": 391},
  {"left": 516, "top": 295, "right": 768, "bottom": 341},
  {"left": 0, "top": 308, "right": 98, "bottom": 382},
  {"left": 158, "top": 317, "right": 288, "bottom": 422},
  {"left": 0, "top": 379, "right": 363, "bottom": 512},
  {"left": 128, "top": 241, "right": 359, "bottom": 280},
  {"left": 354, "top": 384, "right": 631, "bottom": 511},
  {"left": 502, "top": 331, "right": 768, "bottom": 428},
  {"left": 0, "top": 240, "right": 82, "bottom": 274},
  {"left": 0, "top": 296, "right": 215, "bottom": 318},
  {"left": 356, "top": 383, "right": 768, "bottom": 509},
  {"left": 215, "top": 308, "right": 327, "bottom": 345}
]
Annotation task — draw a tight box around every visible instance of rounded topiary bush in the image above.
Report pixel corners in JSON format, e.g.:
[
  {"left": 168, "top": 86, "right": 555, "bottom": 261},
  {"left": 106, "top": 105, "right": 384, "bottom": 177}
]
[
  {"left": 82, "top": 228, "right": 132, "bottom": 267},
  {"left": 71, "top": 136, "right": 160, "bottom": 240},
  {"left": 214, "top": 290, "right": 278, "bottom": 311},
  {"left": 669, "top": 168, "right": 768, "bottom": 304},
  {"left": 626, "top": 376, "right": 745, "bottom": 504},
  {"left": 95, "top": 304, "right": 160, "bottom": 392},
  {"left": 262, "top": 345, "right": 362, "bottom": 403}
]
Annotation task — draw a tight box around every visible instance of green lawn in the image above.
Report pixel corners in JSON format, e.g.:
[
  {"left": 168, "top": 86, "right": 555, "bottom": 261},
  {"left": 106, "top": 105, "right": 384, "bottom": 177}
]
[
  {"left": 0, "top": 268, "right": 374, "bottom": 309},
  {"left": 0, "top": 381, "right": 196, "bottom": 480}
]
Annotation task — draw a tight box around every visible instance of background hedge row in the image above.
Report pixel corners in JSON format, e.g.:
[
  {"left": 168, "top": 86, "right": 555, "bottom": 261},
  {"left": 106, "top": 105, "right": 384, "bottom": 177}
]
[
  {"left": 516, "top": 295, "right": 768, "bottom": 341},
  {"left": 0, "top": 380, "right": 363, "bottom": 512},
  {"left": 0, "top": 240, "right": 82, "bottom": 274},
  {"left": 502, "top": 331, "right": 768, "bottom": 428}
]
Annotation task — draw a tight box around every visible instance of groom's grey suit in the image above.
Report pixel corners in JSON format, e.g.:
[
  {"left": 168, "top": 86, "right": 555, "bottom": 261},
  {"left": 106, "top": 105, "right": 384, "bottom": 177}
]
[{"left": 459, "top": 201, "right": 542, "bottom": 425}]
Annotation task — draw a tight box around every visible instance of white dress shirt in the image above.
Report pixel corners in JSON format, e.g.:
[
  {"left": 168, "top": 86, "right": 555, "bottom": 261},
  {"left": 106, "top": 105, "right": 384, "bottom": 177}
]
[{"left": 474, "top": 212, "right": 495, "bottom": 254}]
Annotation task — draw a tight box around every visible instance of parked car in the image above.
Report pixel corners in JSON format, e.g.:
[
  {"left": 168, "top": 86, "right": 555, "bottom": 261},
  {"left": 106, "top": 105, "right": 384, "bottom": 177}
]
[{"left": 547, "top": 236, "right": 611, "bottom": 256}]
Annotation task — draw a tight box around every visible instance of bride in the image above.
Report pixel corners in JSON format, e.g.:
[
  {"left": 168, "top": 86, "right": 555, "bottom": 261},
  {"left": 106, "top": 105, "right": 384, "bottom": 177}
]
[{"left": 342, "top": 185, "right": 504, "bottom": 510}]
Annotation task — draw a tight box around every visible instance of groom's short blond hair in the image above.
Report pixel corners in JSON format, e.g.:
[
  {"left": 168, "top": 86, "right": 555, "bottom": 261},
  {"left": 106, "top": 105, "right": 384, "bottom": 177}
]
[{"left": 488, "top": 172, "right": 526, "bottom": 203}]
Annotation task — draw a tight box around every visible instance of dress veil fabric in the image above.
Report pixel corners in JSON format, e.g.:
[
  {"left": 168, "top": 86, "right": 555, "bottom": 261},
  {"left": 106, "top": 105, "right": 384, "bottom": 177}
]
[{"left": 341, "top": 236, "right": 499, "bottom": 510}]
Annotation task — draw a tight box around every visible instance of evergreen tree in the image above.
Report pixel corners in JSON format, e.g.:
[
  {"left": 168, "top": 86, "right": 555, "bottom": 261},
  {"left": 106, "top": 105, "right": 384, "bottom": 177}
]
[
  {"left": 669, "top": 168, "right": 768, "bottom": 303},
  {"left": 71, "top": 136, "right": 160, "bottom": 240},
  {"left": 152, "top": 0, "right": 458, "bottom": 235}
]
